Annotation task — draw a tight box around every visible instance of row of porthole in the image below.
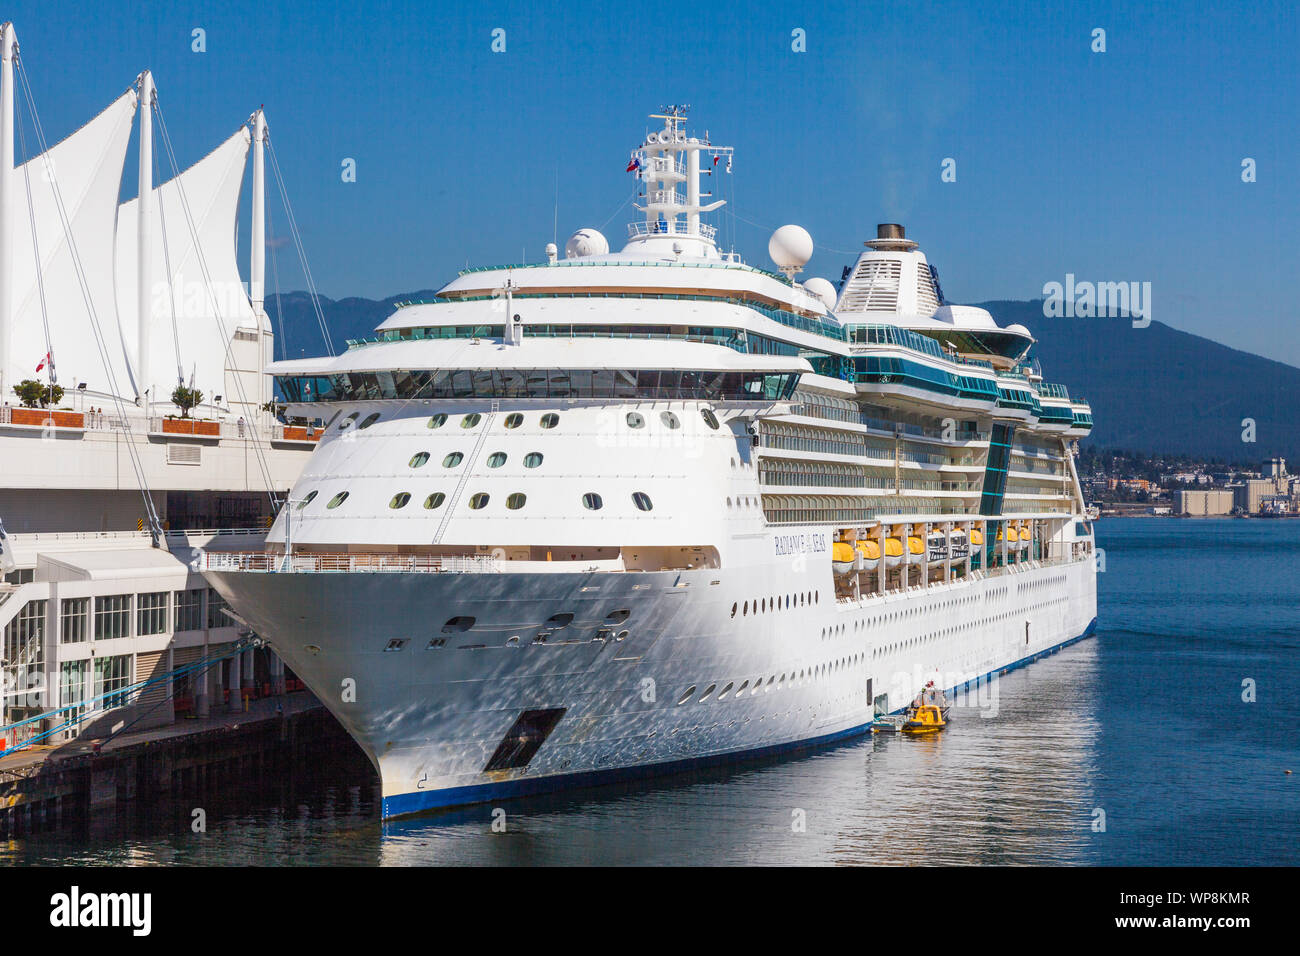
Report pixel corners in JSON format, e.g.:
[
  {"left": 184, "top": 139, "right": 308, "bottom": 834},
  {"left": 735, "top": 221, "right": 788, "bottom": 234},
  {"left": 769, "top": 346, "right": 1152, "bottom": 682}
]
[
  {"left": 870, "top": 597, "right": 1067, "bottom": 658},
  {"left": 428, "top": 411, "right": 560, "bottom": 431},
  {"left": 341, "top": 408, "right": 718, "bottom": 435},
  {"left": 730, "top": 591, "right": 819, "bottom": 618},
  {"left": 677, "top": 653, "right": 866, "bottom": 705},
  {"left": 408, "top": 450, "right": 545, "bottom": 470},
  {"left": 297, "top": 488, "right": 654, "bottom": 513}
]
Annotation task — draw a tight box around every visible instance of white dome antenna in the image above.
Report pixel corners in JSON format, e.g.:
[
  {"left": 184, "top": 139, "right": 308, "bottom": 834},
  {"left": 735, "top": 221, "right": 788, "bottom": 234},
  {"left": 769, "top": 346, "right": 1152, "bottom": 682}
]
[
  {"left": 769, "top": 225, "right": 813, "bottom": 280},
  {"left": 565, "top": 228, "right": 609, "bottom": 259},
  {"left": 802, "top": 277, "right": 837, "bottom": 310}
]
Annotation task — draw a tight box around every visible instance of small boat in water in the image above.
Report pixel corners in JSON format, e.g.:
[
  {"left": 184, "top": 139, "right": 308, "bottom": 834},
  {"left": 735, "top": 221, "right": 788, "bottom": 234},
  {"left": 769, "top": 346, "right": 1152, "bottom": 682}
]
[{"left": 901, "top": 682, "right": 950, "bottom": 734}]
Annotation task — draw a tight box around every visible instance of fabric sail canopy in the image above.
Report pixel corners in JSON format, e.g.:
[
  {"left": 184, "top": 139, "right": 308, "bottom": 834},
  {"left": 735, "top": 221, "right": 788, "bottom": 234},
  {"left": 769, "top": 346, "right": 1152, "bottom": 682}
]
[
  {"left": 114, "top": 124, "right": 258, "bottom": 409},
  {"left": 7, "top": 88, "right": 138, "bottom": 399}
]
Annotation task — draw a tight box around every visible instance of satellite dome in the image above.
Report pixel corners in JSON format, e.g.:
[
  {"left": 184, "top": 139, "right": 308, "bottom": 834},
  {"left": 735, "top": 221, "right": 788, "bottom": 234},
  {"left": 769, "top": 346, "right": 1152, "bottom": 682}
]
[
  {"left": 565, "top": 228, "right": 609, "bottom": 259},
  {"left": 802, "top": 277, "right": 837, "bottom": 309},
  {"left": 1005, "top": 323, "right": 1033, "bottom": 337},
  {"left": 768, "top": 225, "right": 813, "bottom": 272}
]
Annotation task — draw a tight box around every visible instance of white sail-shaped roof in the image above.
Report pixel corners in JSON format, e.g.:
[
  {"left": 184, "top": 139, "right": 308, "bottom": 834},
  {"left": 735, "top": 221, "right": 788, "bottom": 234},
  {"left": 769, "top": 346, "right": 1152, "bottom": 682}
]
[
  {"left": 115, "top": 124, "right": 257, "bottom": 406},
  {"left": 6, "top": 88, "right": 138, "bottom": 397}
]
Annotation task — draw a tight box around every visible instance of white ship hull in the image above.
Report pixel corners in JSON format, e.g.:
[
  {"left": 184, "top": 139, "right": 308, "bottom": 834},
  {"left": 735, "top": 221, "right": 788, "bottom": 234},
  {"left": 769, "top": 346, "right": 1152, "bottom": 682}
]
[{"left": 206, "top": 536, "right": 1097, "bottom": 819}]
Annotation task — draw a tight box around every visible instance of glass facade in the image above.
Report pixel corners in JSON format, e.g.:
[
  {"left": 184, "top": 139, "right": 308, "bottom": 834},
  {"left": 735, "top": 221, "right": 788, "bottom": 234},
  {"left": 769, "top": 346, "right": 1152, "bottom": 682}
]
[
  {"left": 979, "top": 423, "right": 1016, "bottom": 517},
  {"left": 94, "top": 594, "right": 131, "bottom": 641},
  {"left": 137, "top": 592, "right": 169, "bottom": 636},
  {"left": 94, "top": 655, "right": 132, "bottom": 710},
  {"left": 60, "top": 597, "right": 89, "bottom": 644},
  {"left": 853, "top": 356, "right": 998, "bottom": 401},
  {"left": 3, "top": 600, "right": 46, "bottom": 708},
  {"left": 278, "top": 368, "right": 799, "bottom": 404},
  {"left": 174, "top": 589, "right": 204, "bottom": 632}
]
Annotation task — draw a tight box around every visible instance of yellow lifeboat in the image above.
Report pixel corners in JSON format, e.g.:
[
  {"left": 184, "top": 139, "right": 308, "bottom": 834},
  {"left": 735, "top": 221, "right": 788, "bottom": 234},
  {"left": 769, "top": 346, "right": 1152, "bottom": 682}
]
[
  {"left": 832, "top": 541, "right": 857, "bottom": 575},
  {"left": 855, "top": 539, "right": 881, "bottom": 571},
  {"left": 884, "top": 536, "right": 905, "bottom": 568},
  {"left": 969, "top": 528, "right": 985, "bottom": 546},
  {"left": 904, "top": 535, "right": 924, "bottom": 563},
  {"left": 1018, "top": 522, "right": 1032, "bottom": 550},
  {"left": 901, "top": 704, "right": 947, "bottom": 735}
]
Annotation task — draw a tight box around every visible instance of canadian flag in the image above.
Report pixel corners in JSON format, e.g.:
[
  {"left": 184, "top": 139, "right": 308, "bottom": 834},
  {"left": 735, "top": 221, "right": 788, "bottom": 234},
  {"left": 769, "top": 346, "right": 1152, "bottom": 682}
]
[{"left": 35, "top": 351, "right": 50, "bottom": 373}]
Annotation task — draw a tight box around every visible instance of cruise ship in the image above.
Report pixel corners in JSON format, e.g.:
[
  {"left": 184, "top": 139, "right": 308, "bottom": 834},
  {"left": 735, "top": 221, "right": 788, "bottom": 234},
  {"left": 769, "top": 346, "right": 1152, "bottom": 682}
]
[
  {"left": 203, "top": 108, "right": 1099, "bottom": 819},
  {"left": 0, "top": 22, "right": 316, "bottom": 751}
]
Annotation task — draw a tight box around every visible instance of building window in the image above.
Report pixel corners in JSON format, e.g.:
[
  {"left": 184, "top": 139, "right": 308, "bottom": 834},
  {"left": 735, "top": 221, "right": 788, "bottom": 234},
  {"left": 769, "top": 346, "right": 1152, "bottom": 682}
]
[
  {"left": 60, "top": 659, "right": 87, "bottom": 713},
  {"left": 94, "top": 654, "right": 132, "bottom": 710},
  {"left": 207, "top": 589, "right": 233, "bottom": 629},
  {"left": 94, "top": 594, "right": 131, "bottom": 640},
  {"left": 540, "top": 413, "right": 559, "bottom": 429},
  {"left": 174, "top": 589, "right": 204, "bottom": 632},
  {"left": 486, "top": 452, "right": 507, "bottom": 468},
  {"left": 389, "top": 492, "right": 412, "bottom": 509},
  {"left": 632, "top": 492, "right": 653, "bottom": 511},
  {"left": 296, "top": 489, "right": 318, "bottom": 509},
  {"left": 626, "top": 412, "right": 644, "bottom": 428},
  {"left": 523, "top": 452, "right": 543, "bottom": 468},
  {"left": 506, "top": 493, "right": 527, "bottom": 510},
  {"left": 409, "top": 452, "right": 430, "bottom": 468},
  {"left": 137, "top": 591, "right": 169, "bottom": 636},
  {"left": 504, "top": 413, "right": 523, "bottom": 429},
  {"left": 442, "top": 452, "right": 463, "bottom": 468},
  {"left": 3, "top": 600, "right": 46, "bottom": 706},
  {"left": 427, "top": 413, "right": 448, "bottom": 429},
  {"left": 582, "top": 493, "right": 603, "bottom": 511},
  {"left": 660, "top": 411, "right": 680, "bottom": 429},
  {"left": 461, "top": 413, "right": 482, "bottom": 429},
  {"left": 60, "top": 597, "right": 89, "bottom": 644},
  {"left": 326, "top": 491, "right": 350, "bottom": 509},
  {"left": 424, "top": 492, "right": 446, "bottom": 510},
  {"left": 468, "top": 493, "right": 490, "bottom": 510}
]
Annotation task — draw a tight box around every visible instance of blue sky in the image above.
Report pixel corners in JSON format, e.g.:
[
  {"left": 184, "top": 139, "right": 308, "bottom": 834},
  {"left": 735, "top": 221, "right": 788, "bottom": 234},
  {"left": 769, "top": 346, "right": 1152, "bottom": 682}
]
[{"left": 8, "top": 0, "right": 1299, "bottom": 363}]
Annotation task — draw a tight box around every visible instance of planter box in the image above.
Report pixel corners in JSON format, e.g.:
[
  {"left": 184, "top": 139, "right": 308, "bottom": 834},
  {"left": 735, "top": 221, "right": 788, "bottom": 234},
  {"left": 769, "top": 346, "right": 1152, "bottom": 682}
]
[
  {"left": 280, "top": 425, "right": 321, "bottom": 442},
  {"left": 161, "top": 418, "right": 220, "bottom": 436},
  {"left": 7, "top": 408, "right": 85, "bottom": 429}
]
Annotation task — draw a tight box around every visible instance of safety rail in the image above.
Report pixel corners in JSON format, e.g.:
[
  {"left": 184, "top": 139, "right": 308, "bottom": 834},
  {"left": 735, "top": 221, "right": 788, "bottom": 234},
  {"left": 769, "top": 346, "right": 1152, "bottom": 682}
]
[{"left": 201, "top": 551, "right": 502, "bottom": 574}]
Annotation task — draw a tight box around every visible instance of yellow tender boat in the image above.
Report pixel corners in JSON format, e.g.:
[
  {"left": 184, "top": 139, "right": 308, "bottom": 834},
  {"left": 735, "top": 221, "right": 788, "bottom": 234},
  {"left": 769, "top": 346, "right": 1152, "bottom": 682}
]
[{"left": 901, "top": 703, "right": 947, "bottom": 735}]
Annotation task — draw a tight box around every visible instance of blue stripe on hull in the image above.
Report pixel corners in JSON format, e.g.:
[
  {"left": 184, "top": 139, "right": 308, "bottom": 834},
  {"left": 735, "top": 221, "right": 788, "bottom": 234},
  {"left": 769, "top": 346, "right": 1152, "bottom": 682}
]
[{"left": 381, "top": 616, "right": 1099, "bottom": 821}]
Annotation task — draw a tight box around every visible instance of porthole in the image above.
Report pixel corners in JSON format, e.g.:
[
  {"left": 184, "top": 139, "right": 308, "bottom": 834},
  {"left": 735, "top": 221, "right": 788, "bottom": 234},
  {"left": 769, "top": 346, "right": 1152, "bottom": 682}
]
[
  {"left": 700, "top": 408, "right": 720, "bottom": 430},
  {"left": 295, "top": 490, "right": 318, "bottom": 509},
  {"left": 460, "top": 413, "right": 482, "bottom": 429},
  {"left": 730, "top": 602, "right": 738, "bottom": 619},
  {"left": 442, "top": 451, "right": 464, "bottom": 468},
  {"left": 486, "top": 451, "right": 507, "bottom": 468},
  {"left": 388, "top": 492, "right": 411, "bottom": 509},
  {"left": 546, "top": 613, "right": 574, "bottom": 629},
  {"left": 605, "top": 609, "right": 631, "bottom": 625},
  {"left": 523, "top": 452, "right": 543, "bottom": 468},
  {"left": 700, "top": 683, "right": 717, "bottom": 701},
  {"left": 582, "top": 492, "right": 603, "bottom": 511},
  {"left": 626, "top": 412, "right": 645, "bottom": 429},
  {"left": 743, "top": 601, "right": 749, "bottom": 616},
  {"left": 409, "top": 452, "right": 430, "bottom": 468},
  {"left": 468, "top": 493, "right": 490, "bottom": 510},
  {"left": 423, "top": 492, "right": 446, "bottom": 510},
  {"left": 677, "top": 686, "right": 697, "bottom": 706},
  {"left": 339, "top": 412, "right": 359, "bottom": 430},
  {"left": 427, "top": 413, "right": 447, "bottom": 429},
  {"left": 358, "top": 412, "right": 381, "bottom": 430},
  {"left": 718, "top": 682, "right": 734, "bottom": 700},
  {"left": 660, "top": 411, "right": 680, "bottom": 429},
  {"left": 632, "top": 492, "right": 653, "bottom": 512},
  {"left": 506, "top": 493, "right": 526, "bottom": 510},
  {"left": 442, "top": 616, "right": 475, "bottom": 633},
  {"left": 540, "top": 413, "right": 559, "bottom": 429},
  {"left": 504, "top": 412, "right": 523, "bottom": 429},
  {"left": 326, "top": 491, "right": 349, "bottom": 509}
]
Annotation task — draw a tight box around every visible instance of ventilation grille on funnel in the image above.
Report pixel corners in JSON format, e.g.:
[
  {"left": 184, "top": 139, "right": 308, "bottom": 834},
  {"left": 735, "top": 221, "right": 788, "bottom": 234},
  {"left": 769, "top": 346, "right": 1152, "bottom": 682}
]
[{"left": 839, "top": 259, "right": 901, "bottom": 312}]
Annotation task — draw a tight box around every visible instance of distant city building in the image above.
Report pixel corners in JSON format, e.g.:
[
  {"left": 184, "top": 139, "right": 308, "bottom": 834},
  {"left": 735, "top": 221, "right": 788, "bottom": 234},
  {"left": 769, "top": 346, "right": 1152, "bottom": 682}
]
[{"left": 1175, "top": 489, "right": 1235, "bottom": 516}]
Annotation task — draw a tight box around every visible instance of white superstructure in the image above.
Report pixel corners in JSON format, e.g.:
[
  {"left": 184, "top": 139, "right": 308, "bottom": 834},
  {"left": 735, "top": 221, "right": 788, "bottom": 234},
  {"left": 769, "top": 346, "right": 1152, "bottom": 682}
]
[
  {"left": 0, "top": 24, "right": 317, "bottom": 746},
  {"left": 202, "top": 109, "right": 1099, "bottom": 819}
]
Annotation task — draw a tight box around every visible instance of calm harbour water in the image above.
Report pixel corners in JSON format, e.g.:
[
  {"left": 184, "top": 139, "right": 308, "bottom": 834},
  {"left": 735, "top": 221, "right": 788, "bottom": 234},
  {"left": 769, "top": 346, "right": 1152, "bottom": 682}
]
[{"left": 7, "top": 518, "right": 1297, "bottom": 866}]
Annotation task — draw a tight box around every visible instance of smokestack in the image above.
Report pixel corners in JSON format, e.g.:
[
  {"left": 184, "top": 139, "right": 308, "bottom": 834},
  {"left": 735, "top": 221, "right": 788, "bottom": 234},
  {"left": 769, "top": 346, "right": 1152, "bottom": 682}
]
[{"left": 877, "top": 223, "right": 905, "bottom": 240}]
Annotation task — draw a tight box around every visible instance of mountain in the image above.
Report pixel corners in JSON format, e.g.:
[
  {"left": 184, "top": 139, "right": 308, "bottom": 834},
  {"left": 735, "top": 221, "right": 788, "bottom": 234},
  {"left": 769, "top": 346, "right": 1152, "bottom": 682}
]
[{"left": 265, "top": 292, "right": 1299, "bottom": 464}]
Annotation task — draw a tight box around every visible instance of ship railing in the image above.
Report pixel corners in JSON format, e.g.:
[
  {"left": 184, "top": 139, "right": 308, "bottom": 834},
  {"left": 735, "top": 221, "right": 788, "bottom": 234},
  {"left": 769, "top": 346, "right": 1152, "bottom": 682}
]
[{"left": 201, "top": 551, "right": 503, "bottom": 574}]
